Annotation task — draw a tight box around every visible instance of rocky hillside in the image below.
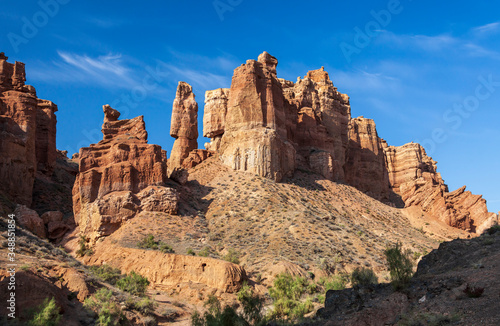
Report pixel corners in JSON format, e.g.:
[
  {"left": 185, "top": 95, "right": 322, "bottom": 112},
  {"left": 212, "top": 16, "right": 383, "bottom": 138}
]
[
  {"left": 314, "top": 225, "right": 500, "bottom": 325},
  {"left": 0, "top": 51, "right": 499, "bottom": 325}
]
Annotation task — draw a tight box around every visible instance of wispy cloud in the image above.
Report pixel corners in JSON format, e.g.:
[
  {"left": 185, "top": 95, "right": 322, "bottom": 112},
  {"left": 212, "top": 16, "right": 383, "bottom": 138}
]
[
  {"left": 159, "top": 63, "right": 231, "bottom": 92},
  {"left": 376, "top": 26, "right": 500, "bottom": 59},
  {"left": 471, "top": 22, "right": 500, "bottom": 35},
  {"left": 28, "top": 51, "right": 140, "bottom": 90}
]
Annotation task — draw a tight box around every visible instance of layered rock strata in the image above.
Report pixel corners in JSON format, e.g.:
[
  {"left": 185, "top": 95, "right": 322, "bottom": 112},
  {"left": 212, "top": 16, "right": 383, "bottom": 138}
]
[
  {"left": 170, "top": 82, "right": 198, "bottom": 168},
  {"left": 72, "top": 105, "right": 178, "bottom": 243},
  {"left": 201, "top": 52, "right": 496, "bottom": 233},
  {"left": 0, "top": 53, "right": 73, "bottom": 239}
]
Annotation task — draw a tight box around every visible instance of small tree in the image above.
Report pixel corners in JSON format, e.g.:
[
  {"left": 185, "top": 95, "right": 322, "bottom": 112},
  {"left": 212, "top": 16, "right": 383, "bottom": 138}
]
[
  {"left": 28, "top": 297, "right": 61, "bottom": 326},
  {"left": 237, "top": 282, "right": 264, "bottom": 325},
  {"left": 384, "top": 242, "right": 413, "bottom": 290},
  {"left": 268, "top": 273, "right": 313, "bottom": 321}
]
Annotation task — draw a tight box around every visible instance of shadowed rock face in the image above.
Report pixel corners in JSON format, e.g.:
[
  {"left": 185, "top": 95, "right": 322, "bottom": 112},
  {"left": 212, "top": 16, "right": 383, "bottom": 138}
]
[
  {"left": 0, "top": 53, "right": 59, "bottom": 208},
  {"left": 170, "top": 81, "right": 198, "bottom": 168},
  {"left": 201, "top": 51, "right": 495, "bottom": 233},
  {"left": 73, "top": 105, "right": 178, "bottom": 243},
  {"left": 345, "top": 117, "right": 389, "bottom": 202}
]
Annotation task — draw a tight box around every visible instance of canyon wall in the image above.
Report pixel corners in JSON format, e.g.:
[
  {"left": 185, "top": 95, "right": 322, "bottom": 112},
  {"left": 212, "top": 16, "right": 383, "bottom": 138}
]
[
  {"left": 0, "top": 52, "right": 75, "bottom": 239},
  {"left": 201, "top": 52, "right": 496, "bottom": 233}
]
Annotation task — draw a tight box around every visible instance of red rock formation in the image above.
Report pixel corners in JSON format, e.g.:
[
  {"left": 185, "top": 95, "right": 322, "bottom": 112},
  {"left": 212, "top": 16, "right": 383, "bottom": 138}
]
[
  {"left": 345, "top": 117, "right": 389, "bottom": 201},
  {"left": 73, "top": 105, "right": 178, "bottom": 243},
  {"left": 0, "top": 53, "right": 59, "bottom": 210},
  {"left": 201, "top": 51, "right": 495, "bottom": 233},
  {"left": 14, "top": 205, "right": 46, "bottom": 238},
  {"left": 287, "top": 67, "right": 351, "bottom": 180},
  {"left": 384, "top": 143, "right": 496, "bottom": 232},
  {"left": 203, "top": 88, "right": 229, "bottom": 151},
  {"left": 182, "top": 149, "right": 214, "bottom": 169},
  {"left": 218, "top": 52, "right": 296, "bottom": 182},
  {"left": 170, "top": 82, "right": 198, "bottom": 168}
]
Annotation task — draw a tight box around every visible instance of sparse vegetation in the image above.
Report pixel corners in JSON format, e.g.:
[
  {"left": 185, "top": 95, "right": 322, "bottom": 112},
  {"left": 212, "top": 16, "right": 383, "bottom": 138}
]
[
  {"left": 137, "top": 234, "right": 174, "bottom": 253},
  {"left": 89, "top": 265, "right": 122, "bottom": 285},
  {"left": 76, "top": 234, "right": 93, "bottom": 257},
  {"left": 191, "top": 294, "right": 248, "bottom": 326},
  {"left": 198, "top": 246, "right": 211, "bottom": 257},
  {"left": 187, "top": 248, "right": 196, "bottom": 256},
  {"left": 350, "top": 267, "right": 378, "bottom": 287},
  {"left": 28, "top": 297, "right": 61, "bottom": 326},
  {"left": 486, "top": 224, "right": 500, "bottom": 235},
  {"left": 223, "top": 248, "right": 240, "bottom": 264},
  {"left": 116, "top": 271, "right": 150, "bottom": 296},
  {"left": 84, "top": 288, "right": 124, "bottom": 326},
  {"left": 268, "top": 273, "right": 314, "bottom": 322},
  {"left": 384, "top": 242, "right": 414, "bottom": 290},
  {"left": 134, "top": 297, "right": 158, "bottom": 316}
]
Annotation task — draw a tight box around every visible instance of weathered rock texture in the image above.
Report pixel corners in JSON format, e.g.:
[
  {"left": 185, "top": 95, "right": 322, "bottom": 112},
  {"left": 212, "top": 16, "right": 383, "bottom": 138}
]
[
  {"left": 73, "top": 105, "right": 178, "bottom": 243},
  {"left": 0, "top": 53, "right": 74, "bottom": 239},
  {"left": 201, "top": 52, "right": 496, "bottom": 233},
  {"left": 85, "top": 246, "right": 247, "bottom": 293},
  {"left": 170, "top": 82, "right": 198, "bottom": 168},
  {"left": 384, "top": 143, "right": 496, "bottom": 232},
  {"left": 203, "top": 88, "right": 229, "bottom": 151},
  {"left": 345, "top": 117, "right": 389, "bottom": 202},
  {"left": 215, "top": 52, "right": 296, "bottom": 181}
]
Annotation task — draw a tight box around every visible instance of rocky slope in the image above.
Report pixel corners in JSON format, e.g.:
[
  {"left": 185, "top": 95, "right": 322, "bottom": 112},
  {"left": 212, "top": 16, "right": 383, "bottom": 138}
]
[{"left": 314, "top": 226, "right": 500, "bottom": 326}]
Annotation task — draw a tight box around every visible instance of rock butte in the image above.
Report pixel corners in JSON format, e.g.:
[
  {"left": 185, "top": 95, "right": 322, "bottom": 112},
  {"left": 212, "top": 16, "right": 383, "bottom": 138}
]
[
  {"left": 72, "top": 104, "right": 178, "bottom": 244},
  {"left": 0, "top": 52, "right": 75, "bottom": 239},
  {"left": 200, "top": 51, "right": 496, "bottom": 233}
]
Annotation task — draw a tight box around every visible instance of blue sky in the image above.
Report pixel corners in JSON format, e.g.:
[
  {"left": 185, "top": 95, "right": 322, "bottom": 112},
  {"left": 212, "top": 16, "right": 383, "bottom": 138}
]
[{"left": 1, "top": 0, "right": 499, "bottom": 213}]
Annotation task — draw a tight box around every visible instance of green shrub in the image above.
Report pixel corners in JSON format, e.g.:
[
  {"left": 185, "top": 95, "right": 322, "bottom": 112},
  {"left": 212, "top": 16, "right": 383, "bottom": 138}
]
[
  {"left": 116, "top": 271, "right": 150, "bottom": 296},
  {"left": 237, "top": 282, "right": 264, "bottom": 325},
  {"left": 187, "top": 248, "right": 196, "bottom": 256},
  {"left": 28, "top": 297, "right": 61, "bottom": 326},
  {"left": 319, "top": 274, "right": 348, "bottom": 291},
  {"left": 76, "top": 234, "right": 93, "bottom": 257},
  {"left": 384, "top": 242, "right": 413, "bottom": 290},
  {"left": 191, "top": 295, "right": 247, "bottom": 326},
  {"left": 134, "top": 297, "right": 158, "bottom": 316},
  {"left": 198, "top": 247, "right": 210, "bottom": 257},
  {"left": 268, "top": 273, "right": 313, "bottom": 321},
  {"left": 159, "top": 242, "right": 174, "bottom": 253},
  {"left": 350, "top": 267, "right": 378, "bottom": 287},
  {"left": 138, "top": 235, "right": 174, "bottom": 253},
  {"left": 84, "top": 288, "right": 124, "bottom": 326},
  {"left": 223, "top": 248, "right": 240, "bottom": 264},
  {"left": 487, "top": 224, "right": 500, "bottom": 235},
  {"left": 89, "top": 265, "right": 122, "bottom": 285},
  {"left": 137, "top": 235, "right": 158, "bottom": 250}
]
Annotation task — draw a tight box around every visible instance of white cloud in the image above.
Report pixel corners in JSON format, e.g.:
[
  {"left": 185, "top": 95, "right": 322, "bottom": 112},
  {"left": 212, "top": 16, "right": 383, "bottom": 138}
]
[
  {"left": 471, "top": 22, "right": 500, "bottom": 35},
  {"left": 376, "top": 29, "right": 499, "bottom": 59}
]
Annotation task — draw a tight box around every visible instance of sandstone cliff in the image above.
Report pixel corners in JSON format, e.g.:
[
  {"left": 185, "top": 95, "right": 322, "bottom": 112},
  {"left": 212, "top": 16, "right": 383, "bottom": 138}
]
[
  {"left": 170, "top": 81, "right": 198, "bottom": 168},
  {"left": 72, "top": 105, "right": 178, "bottom": 243},
  {"left": 201, "top": 51, "right": 496, "bottom": 233},
  {"left": 0, "top": 53, "right": 75, "bottom": 239}
]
